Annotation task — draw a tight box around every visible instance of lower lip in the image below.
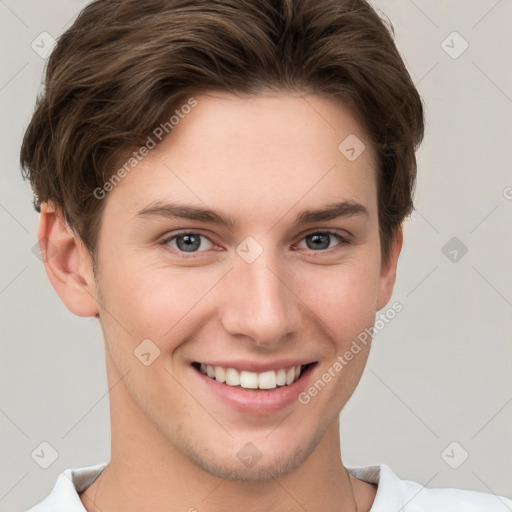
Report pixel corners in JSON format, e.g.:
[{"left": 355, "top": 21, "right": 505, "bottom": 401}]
[{"left": 193, "top": 364, "right": 316, "bottom": 415}]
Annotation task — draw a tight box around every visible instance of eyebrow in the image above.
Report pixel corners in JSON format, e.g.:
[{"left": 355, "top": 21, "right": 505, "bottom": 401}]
[{"left": 133, "top": 200, "right": 368, "bottom": 229}]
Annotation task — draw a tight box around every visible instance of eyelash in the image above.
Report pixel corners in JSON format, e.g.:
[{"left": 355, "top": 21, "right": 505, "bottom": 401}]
[{"left": 160, "top": 229, "right": 351, "bottom": 257}]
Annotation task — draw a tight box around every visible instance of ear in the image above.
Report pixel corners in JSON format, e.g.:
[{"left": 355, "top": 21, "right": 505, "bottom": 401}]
[
  {"left": 376, "top": 225, "right": 403, "bottom": 311},
  {"left": 37, "top": 202, "right": 99, "bottom": 317}
]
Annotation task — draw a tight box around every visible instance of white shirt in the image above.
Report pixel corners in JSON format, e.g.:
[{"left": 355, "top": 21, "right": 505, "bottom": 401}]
[{"left": 26, "top": 461, "right": 512, "bottom": 511}]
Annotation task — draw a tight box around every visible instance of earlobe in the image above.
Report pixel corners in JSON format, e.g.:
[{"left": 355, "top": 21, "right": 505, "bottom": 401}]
[
  {"left": 376, "top": 226, "right": 403, "bottom": 311},
  {"left": 38, "top": 202, "right": 99, "bottom": 317}
]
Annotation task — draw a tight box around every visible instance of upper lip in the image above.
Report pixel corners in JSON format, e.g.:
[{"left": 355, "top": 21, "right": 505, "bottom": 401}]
[{"left": 193, "top": 359, "right": 317, "bottom": 373}]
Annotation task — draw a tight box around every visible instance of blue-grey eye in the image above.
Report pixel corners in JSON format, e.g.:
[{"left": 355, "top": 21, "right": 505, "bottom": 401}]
[
  {"left": 299, "top": 232, "right": 343, "bottom": 251},
  {"left": 167, "top": 233, "right": 213, "bottom": 252}
]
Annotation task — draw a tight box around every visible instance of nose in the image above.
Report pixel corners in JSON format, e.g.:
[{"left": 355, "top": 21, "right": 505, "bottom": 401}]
[{"left": 219, "top": 249, "right": 302, "bottom": 348}]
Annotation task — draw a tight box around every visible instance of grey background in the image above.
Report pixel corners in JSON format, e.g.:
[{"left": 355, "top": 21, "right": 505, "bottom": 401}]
[{"left": 1, "top": 1, "right": 511, "bottom": 510}]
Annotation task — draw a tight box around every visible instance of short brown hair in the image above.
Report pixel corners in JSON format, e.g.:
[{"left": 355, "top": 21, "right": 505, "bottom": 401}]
[{"left": 20, "top": 0, "right": 424, "bottom": 266}]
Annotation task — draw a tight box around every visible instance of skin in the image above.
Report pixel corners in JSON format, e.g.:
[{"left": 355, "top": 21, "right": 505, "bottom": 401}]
[{"left": 39, "top": 91, "right": 402, "bottom": 511}]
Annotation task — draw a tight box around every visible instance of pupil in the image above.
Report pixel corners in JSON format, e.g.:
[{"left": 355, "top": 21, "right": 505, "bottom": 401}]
[
  {"left": 307, "top": 233, "right": 330, "bottom": 250},
  {"left": 177, "top": 234, "right": 200, "bottom": 252}
]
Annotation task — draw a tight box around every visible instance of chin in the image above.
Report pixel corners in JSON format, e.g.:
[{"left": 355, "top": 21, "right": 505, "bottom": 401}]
[
  {"left": 174, "top": 424, "right": 325, "bottom": 482},
  {"left": 190, "top": 445, "right": 310, "bottom": 482}
]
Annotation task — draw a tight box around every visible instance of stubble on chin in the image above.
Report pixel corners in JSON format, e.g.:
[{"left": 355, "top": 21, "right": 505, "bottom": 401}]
[{"left": 173, "top": 421, "right": 328, "bottom": 482}]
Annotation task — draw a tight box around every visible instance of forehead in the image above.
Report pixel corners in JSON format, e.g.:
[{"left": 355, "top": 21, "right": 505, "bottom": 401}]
[{"left": 103, "top": 91, "right": 378, "bottom": 225}]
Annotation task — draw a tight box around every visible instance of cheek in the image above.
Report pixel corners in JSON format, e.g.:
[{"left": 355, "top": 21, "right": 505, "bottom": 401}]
[
  {"left": 295, "top": 256, "right": 381, "bottom": 343},
  {"left": 101, "top": 256, "right": 224, "bottom": 349},
  {"left": 295, "top": 263, "right": 378, "bottom": 414}
]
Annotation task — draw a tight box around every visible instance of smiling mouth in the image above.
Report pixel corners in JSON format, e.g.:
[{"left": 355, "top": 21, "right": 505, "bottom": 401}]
[{"left": 192, "top": 362, "right": 316, "bottom": 390}]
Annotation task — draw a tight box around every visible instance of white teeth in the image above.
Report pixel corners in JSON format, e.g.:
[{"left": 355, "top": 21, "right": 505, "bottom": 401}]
[
  {"left": 258, "top": 370, "right": 277, "bottom": 389},
  {"left": 240, "top": 371, "right": 258, "bottom": 389},
  {"left": 197, "top": 363, "right": 308, "bottom": 389},
  {"left": 276, "top": 368, "right": 286, "bottom": 386},
  {"left": 225, "top": 367, "right": 240, "bottom": 386},
  {"left": 214, "top": 366, "right": 226, "bottom": 383}
]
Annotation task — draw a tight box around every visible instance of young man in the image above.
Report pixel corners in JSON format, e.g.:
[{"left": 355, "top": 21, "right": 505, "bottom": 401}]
[{"left": 21, "top": 0, "right": 511, "bottom": 511}]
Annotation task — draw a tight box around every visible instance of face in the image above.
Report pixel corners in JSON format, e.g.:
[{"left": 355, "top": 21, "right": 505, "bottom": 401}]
[{"left": 91, "top": 91, "right": 399, "bottom": 480}]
